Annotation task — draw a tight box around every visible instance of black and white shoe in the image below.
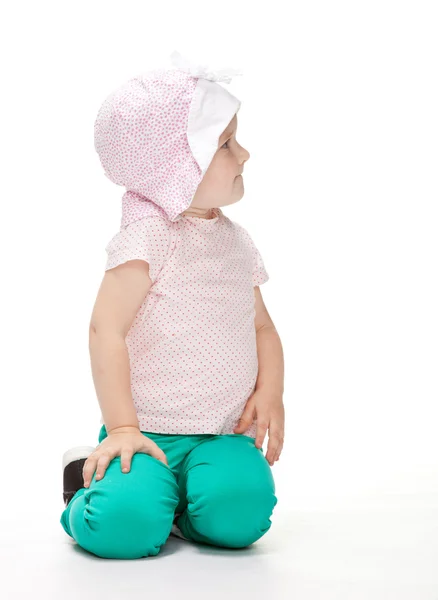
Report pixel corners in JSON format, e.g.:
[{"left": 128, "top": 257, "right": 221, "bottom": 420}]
[
  {"left": 170, "top": 513, "right": 189, "bottom": 540},
  {"left": 62, "top": 446, "right": 96, "bottom": 507}
]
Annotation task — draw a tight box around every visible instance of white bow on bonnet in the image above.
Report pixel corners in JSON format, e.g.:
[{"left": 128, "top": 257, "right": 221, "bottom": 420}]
[{"left": 169, "top": 50, "right": 243, "bottom": 84}]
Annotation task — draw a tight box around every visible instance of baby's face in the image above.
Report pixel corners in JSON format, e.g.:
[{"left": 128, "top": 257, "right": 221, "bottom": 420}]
[{"left": 189, "top": 114, "right": 250, "bottom": 210}]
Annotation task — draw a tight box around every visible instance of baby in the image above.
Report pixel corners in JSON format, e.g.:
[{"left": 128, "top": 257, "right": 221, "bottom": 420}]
[{"left": 60, "top": 52, "right": 285, "bottom": 558}]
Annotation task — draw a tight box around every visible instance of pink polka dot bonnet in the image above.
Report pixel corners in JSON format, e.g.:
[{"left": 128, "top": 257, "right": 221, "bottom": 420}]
[{"left": 94, "top": 50, "right": 243, "bottom": 228}]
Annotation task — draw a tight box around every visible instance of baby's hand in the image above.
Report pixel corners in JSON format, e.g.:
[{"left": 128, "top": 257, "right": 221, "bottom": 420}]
[
  {"left": 234, "top": 389, "right": 285, "bottom": 466},
  {"left": 83, "top": 426, "right": 169, "bottom": 487}
]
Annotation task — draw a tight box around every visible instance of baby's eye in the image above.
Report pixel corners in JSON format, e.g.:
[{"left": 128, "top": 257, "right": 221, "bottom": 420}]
[{"left": 222, "top": 140, "right": 229, "bottom": 149}]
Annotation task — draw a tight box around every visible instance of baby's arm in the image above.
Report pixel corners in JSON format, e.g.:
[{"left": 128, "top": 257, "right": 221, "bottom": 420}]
[
  {"left": 89, "top": 260, "right": 153, "bottom": 434},
  {"left": 253, "top": 286, "right": 284, "bottom": 393},
  {"left": 254, "top": 286, "right": 274, "bottom": 332}
]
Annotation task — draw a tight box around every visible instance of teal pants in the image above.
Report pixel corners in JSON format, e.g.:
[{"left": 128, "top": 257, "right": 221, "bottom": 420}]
[{"left": 60, "top": 425, "right": 278, "bottom": 559}]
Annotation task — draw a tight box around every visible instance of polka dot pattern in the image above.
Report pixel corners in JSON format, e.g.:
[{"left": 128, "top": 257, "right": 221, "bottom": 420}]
[
  {"left": 94, "top": 68, "right": 234, "bottom": 223},
  {"left": 101, "top": 208, "right": 269, "bottom": 437}
]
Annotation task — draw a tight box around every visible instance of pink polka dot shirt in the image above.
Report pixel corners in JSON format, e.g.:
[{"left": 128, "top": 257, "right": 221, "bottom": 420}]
[{"left": 100, "top": 206, "right": 269, "bottom": 438}]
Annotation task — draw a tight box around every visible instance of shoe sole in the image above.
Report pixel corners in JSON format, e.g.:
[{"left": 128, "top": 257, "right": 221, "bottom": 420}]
[
  {"left": 170, "top": 524, "right": 189, "bottom": 540},
  {"left": 170, "top": 513, "right": 189, "bottom": 540},
  {"left": 62, "top": 446, "right": 96, "bottom": 470}
]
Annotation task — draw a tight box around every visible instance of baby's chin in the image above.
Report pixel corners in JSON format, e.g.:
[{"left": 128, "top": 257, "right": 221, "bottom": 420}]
[
  {"left": 233, "top": 177, "right": 245, "bottom": 197},
  {"left": 219, "top": 192, "right": 244, "bottom": 209}
]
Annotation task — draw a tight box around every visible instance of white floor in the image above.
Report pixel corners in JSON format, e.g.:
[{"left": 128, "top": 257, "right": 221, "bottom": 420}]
[{"left": 2, "top": 491, "right": 438, "bottom": 600}]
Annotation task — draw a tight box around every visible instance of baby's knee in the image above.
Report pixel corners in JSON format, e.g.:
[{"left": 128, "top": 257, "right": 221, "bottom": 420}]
[
  {"left": 189, "top": 482, "right": 278, "bottom": 548},
  {"left": 69, "top": 470, "right": 176, "bottom": 559}
]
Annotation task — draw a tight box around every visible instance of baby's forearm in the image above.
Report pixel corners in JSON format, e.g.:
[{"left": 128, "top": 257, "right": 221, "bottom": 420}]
[
  {"left": 255, "top": 326, "right": 284, "bottom": 394},
  {"left": 89, "top": 329, "right": 140, "bottom": 433}
]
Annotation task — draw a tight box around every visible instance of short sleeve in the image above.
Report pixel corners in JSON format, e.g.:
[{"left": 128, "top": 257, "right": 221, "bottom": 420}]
[
  {"left": 236, "top": 224, "right": 270, "bottom": 287},
  {"left": 104, "top": 216, "right": 172, "bottom": 284},
  {"left": 252, "top": 242, "right": 269, "bottom": 286}
]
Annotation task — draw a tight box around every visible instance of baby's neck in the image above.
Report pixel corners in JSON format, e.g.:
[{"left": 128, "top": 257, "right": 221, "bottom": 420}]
[{"left": 181, "top": 207, "right": 217, "bottom": 219}]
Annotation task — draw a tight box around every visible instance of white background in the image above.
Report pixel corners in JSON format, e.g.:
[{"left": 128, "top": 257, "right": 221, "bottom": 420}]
[{"left": 1, "top": 1, "right": 437, "bottom": 598}]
